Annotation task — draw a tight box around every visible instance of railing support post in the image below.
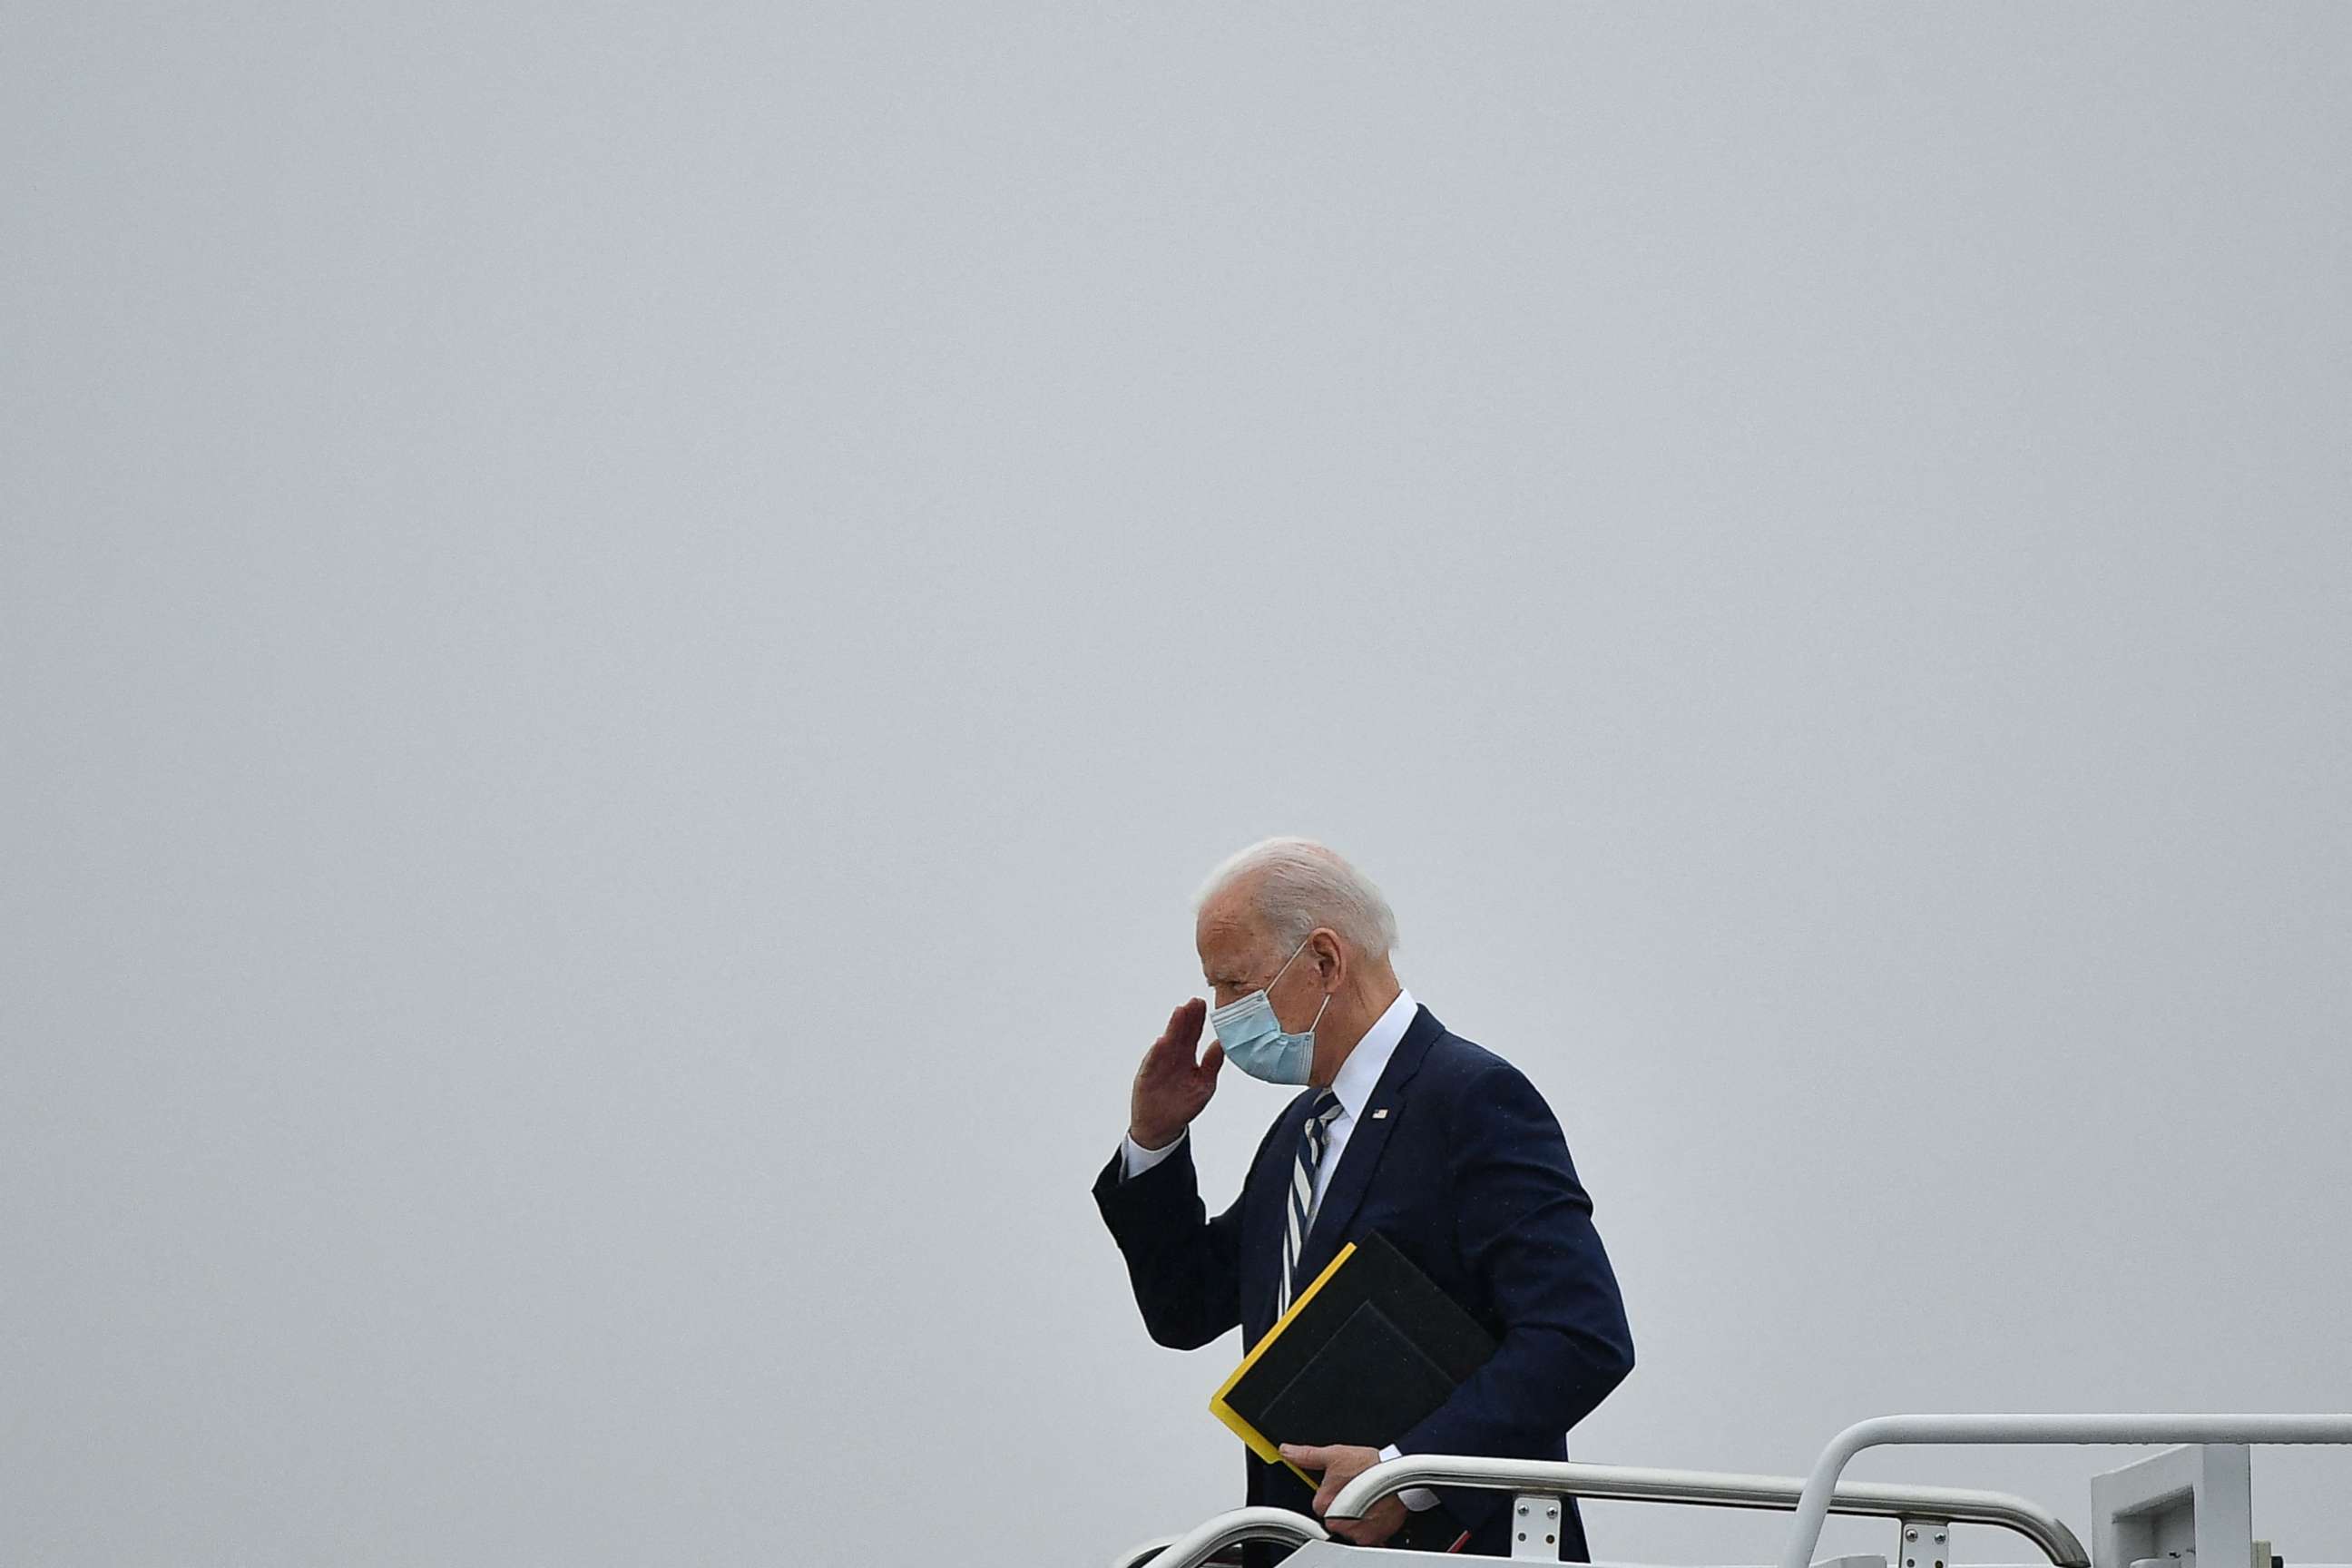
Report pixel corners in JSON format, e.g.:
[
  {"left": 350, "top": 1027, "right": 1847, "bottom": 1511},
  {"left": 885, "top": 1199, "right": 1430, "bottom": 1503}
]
[
  {"left": 1898, "top": 1517, "right": 1955, "bottom": 1568},
  {"left": 1511, "top": 1491, "right": 1565, "bottom": 1560}
]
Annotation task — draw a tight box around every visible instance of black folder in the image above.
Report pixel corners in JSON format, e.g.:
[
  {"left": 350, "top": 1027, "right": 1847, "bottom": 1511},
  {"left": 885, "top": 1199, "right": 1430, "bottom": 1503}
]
[{"left": 1210, "top": 1231, "right": 1494, "bottom": 1485}]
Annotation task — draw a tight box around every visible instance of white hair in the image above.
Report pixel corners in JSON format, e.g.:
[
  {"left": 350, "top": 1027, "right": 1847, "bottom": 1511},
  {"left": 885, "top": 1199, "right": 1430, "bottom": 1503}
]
[{"left": 1194, "top": 837, "right": 1399, "bottom": 960}]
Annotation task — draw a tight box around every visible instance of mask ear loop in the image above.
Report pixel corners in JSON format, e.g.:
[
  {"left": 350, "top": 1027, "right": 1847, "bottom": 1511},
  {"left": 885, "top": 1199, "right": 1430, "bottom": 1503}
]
[{"left": 1271, "top": 936, "right": 1335, "bottom": 1036}]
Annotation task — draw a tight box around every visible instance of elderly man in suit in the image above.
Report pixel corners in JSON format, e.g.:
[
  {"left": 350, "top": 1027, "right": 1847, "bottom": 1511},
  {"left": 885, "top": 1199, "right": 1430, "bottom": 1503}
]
[{"left": 1095, "top": 838, "right": 1634, "bottom": 1560}]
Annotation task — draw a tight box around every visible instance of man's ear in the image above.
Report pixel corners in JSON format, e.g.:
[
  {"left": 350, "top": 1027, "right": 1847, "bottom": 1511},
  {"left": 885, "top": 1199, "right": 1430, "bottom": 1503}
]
[{"left": 1313, "top": 927, "right": 1347, "bottom": 989}]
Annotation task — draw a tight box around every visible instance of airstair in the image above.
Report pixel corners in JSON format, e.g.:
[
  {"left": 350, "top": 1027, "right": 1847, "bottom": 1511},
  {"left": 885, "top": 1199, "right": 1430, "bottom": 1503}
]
[{"left": 1111, "top": 1414, "right": 2352, "bottom": 1568}]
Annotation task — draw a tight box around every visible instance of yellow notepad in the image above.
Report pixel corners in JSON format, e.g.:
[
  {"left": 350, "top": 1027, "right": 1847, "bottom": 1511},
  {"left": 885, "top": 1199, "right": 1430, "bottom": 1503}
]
[
  {"left": 1207, "top": 1233, "right": 1494, "bottom": 1490},
  {"left": 1209, "top": 1243, "right": 1361, "bottom": 1485}
]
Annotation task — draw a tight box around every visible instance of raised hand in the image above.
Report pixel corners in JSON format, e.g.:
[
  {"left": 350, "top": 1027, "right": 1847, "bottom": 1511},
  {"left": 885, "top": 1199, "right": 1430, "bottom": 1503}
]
[{"left": 1128, "top": 998, "right": 1223, "bottom": 1152}]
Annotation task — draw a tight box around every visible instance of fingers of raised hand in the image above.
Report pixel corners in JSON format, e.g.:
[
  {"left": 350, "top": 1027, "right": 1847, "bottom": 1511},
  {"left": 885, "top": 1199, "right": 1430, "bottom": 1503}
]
[
  {"left": 1149, "top": 1000, "right": 1207, "bottom": 1063},
  {"left": 1157, "top": 999, "right": 1203, "bottom": 1056}
]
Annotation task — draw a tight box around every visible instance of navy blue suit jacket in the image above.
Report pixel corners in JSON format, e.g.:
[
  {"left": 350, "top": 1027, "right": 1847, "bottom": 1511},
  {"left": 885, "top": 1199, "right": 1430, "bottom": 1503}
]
[{"left": 1094, "top": 1004, "right": 1634, "bottom": 1561}]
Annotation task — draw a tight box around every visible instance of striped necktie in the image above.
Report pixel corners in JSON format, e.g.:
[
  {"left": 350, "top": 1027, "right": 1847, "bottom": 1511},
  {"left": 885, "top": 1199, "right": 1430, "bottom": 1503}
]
[{"left": 1276, "top": 1090, "right": 1347, "bottom": 1318}]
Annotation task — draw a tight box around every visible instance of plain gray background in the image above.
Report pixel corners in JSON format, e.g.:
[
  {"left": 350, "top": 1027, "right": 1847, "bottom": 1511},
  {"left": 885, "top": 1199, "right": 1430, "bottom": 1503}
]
[{"left": 5, "top": 5, "right": 2348, "bottom": 1566}]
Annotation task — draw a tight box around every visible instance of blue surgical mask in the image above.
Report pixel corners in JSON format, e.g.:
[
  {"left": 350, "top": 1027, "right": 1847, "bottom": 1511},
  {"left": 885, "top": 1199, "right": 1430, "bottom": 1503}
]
[{"left": 1208, "top": 937, "right": 1331, "bottom": 1085}]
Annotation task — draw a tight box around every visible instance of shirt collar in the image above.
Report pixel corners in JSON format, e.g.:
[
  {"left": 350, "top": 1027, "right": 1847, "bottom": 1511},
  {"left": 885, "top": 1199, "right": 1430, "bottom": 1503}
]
[{"left": 1328, "top": 986, "right": 1416, "bottom": 1122}]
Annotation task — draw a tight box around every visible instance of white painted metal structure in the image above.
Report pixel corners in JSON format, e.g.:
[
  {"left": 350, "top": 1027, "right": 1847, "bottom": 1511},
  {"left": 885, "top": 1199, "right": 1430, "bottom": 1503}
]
[{"left": 1112, "top": 1413, "right": 2352, "bottom": 1568}]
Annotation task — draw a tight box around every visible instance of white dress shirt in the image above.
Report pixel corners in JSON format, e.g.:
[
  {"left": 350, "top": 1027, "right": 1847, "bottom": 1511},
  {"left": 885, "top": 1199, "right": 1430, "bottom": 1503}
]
[{"left": 1121, "top": 988, "right": 1439, "bottom": 1511}]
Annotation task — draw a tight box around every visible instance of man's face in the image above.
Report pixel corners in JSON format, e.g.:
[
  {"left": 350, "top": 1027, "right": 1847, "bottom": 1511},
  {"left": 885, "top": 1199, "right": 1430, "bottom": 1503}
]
[{"left": 1196, "top": 891, "right": 1322, "bottom": 1031}]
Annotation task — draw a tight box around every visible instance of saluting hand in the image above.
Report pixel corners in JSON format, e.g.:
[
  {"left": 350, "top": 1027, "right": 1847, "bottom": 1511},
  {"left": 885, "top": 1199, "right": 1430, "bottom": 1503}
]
[{"left": 1128, "top": 998, "right": 1222, "bottom": 1152}]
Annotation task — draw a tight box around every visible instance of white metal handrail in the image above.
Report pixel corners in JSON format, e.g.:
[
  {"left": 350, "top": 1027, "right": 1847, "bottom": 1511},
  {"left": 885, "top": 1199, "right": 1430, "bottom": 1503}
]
[
  {"left": 1326, "top": 1455, "right": 2085, "bottom": 1564},
  {"left": 1775, "top": 1415, "right": 2352, "bottom": 1568},
  {"left": 1106, "top": 1537, "right": 1180, "bottom": 1568},
  {"left": 1116, "top": 1504, "right": 1327, "bottom": 1568}
]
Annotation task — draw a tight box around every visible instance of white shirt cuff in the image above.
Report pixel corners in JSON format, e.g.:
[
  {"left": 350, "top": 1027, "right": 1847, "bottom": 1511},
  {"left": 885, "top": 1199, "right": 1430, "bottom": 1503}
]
[
  {"left": 1120, "top": 1128, "right": 1187, "bottom": 1180},
  {"left": 1377, "top": 1444, "right": 1440, "bottom": 1512}
]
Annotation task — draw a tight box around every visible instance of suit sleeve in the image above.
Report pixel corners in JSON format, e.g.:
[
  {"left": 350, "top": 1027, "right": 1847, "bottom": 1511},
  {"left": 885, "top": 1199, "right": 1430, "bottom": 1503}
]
[
  {"left": 1396, "top": 1060, "right": 1634, "bottom": 1458},
  {"left": 1092, "top": 1132, "right": 1247, "bottom": 1351}
]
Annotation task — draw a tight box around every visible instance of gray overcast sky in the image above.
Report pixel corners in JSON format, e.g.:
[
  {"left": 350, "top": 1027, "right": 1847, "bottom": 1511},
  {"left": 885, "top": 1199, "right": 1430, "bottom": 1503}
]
[{"left": 5, "top": 5, "right": 2349, "bottom": 1566}]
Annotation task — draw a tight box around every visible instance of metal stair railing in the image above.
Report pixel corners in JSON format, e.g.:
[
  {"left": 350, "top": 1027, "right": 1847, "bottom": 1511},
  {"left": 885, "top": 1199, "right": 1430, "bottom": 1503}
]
[
  {"left": 1122, "top": 1412, "right": 2352, "bottom": 1568},
  {"left": 1110, "top": 1504, "right": 1327, "bottom": 1568},
  {"left": 1770, "top": 1414, "right": 2352, "bottom": 1568},
  {"left": 1327, "top": 1456, "right": 2086, "bottom": 1565},
  {"left": 1123, "top": 1452, "right": 2088, "bottom": 1568}
]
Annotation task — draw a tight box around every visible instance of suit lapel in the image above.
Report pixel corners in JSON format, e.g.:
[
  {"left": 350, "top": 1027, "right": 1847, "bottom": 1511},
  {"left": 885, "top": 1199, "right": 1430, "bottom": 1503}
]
[{"left": 1289, "top": 1004, "right": 1443, "bottom": 1289}]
